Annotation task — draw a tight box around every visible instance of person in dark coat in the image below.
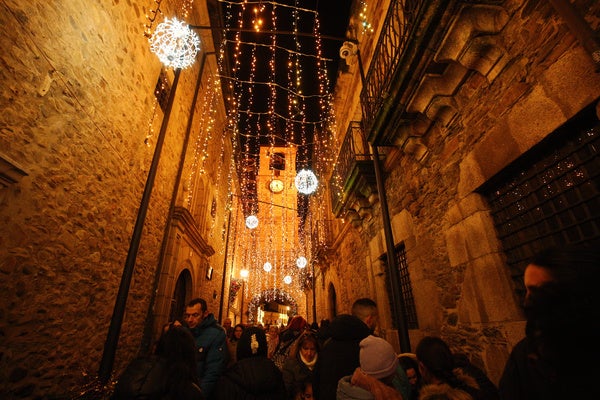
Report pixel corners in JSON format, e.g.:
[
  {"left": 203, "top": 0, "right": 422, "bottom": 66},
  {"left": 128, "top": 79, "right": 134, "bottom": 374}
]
[
  {"left": 272, "top": 315, "right": 308, "bottom": 370},
  {"left": 313, "top": 298, "right": 378, "bottom": 400},
  {"left": 416, "top": 336, "right": 494, "bottom": 400},
  {"left": 282, "top": 332, "right": 319, "bottom": 398},
  {"left": 213, "top": 326, "right": 287, "bottom": 400},
  {"left": 498, "top": 246, "right": 600, "bottom": 400},
  {"left": 112, "top": 324, "right": 203, "bottom": 400}
]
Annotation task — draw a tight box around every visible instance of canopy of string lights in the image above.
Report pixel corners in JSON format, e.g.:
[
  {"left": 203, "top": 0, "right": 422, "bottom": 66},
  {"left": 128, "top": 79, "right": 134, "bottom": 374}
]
[
  {"left": 147, "top": 0, "right": 356, "bottom": 310},
  {"left": 213, "top": 0, "right": 351, "bottom": 215},
  {"left": 210, "top": 0, "right": 352, "bottom": 308}
]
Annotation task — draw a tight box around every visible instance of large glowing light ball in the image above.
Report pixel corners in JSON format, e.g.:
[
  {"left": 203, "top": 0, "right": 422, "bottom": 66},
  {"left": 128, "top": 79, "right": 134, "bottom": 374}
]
[
  {"left": 283, "top": 275, "right": 292, "bottom": 284},
  {"left": 263, "top": 262, "right": 272, "bottom": 272},
  {"left": 240, "top": 269, "right": 249, "bottom": 279},
  {"left": 296, "top": 256, "right": 307, "bottom": 269},
  {"left": 295, "top": 169, "right": 318, "bottom": 194},
  {"left": 245, "top": 215, "right": 259, "bottom": 229},
  {"left": 149, "top": 17, "right": 200, "bottom": 69}
]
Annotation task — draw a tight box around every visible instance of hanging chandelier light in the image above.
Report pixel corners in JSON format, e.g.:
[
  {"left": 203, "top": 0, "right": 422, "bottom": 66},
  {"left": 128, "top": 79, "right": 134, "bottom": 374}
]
[
  {"left": 245, "top": 215, "right": 259, "bottom": 229},
  {"left": 283, "top": 275, "right": 292, "bottom": 284},
  {"left": 263, "top": 262, "right": 272, "bottom": 272},
  {"left": 149, "top": 17, "right": 200, "bottom": 69},
  {"left": 295, "top": 169, "right": 318, "bottom": 195},
  {"left": 296, "top": 256, "right": 307, "bottom": 269}
]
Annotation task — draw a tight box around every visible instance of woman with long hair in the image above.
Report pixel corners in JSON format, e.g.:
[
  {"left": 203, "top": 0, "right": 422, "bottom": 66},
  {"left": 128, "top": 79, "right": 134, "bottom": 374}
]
[
  {"left": 416, "top": 336, "right": 481, "bottom": 400},
  {"left": 226, "top": 323, "right": 244, "bottom": 367},
  {"left": 272, "top": 315, "right": 308, "bottom": 370},
  {"left": 282, "top": 332, "right": 319, "bottom": 398},
  {"left": 113, "top": 324, "right": 203, "bottom": 399}
]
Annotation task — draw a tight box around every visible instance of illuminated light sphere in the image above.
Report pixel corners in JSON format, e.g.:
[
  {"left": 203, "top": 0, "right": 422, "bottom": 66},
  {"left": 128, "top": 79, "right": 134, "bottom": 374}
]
[
  {"left": 240, "top": 269, "right": 249, "bottom": 279},
  {"left": 283, "top": 275, "right": 292, "bottom": 284},
  {"left": 245, "top": 215, "right": 259, "bottom": 229},
  {"left": 296, "top": 256, "right": 307, "bottom": 269},
  {"left": 263, "top": 262, "right": 272, "bottom": 272},
  {"left": 149, "top": 17, "right": 200, "bottom": 69},
  {"left": 295, "top": 169, "right": 318, "bottom": 195}
]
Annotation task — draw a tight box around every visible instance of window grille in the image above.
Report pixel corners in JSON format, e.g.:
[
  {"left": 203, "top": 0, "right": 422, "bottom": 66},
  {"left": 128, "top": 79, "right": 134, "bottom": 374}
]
[
  {"left": 479, "top": 104, "right": 600, "bottom": 299},
  {"left": 383, "top": 243, "right": 419, "bottom": 329}
]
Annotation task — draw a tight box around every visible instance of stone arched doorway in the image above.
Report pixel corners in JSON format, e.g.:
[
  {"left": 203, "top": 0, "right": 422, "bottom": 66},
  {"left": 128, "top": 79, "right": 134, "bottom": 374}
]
[
  {"left": 247, "top": 288, "right": 299, "bottom": 326},
  {"left": 327, "top": 282, "right": 337, "bottom": 320},
  {"left": 170, "top": 269, "right": 192, "bottom": 321}
]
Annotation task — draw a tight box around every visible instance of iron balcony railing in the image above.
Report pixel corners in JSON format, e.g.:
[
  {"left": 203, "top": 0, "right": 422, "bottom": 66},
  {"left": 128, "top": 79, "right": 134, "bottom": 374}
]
[
  {"left": 330, "top": 122, "right": 372, "bottom": 215},
  {"left": 311, "top": 219, "right": 334, "bottom": 248},
  {"left": 361, "top": 0, "right": 422, "bottom": 137}
]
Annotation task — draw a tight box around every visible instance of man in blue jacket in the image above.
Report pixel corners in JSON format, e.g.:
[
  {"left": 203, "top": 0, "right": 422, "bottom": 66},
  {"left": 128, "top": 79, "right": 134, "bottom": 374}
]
[{"left": 184, "top": 298, "right": 227, "bottom": 399}]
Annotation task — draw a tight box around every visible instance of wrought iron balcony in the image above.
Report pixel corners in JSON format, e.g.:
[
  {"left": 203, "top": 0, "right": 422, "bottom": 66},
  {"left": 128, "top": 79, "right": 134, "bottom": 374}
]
[
  {"left": 329, "top": 122, "right": 378, "bottom": 221},
  {"left": 310, "top": 218, "right": 334, "bottom": 264},
  {"left": 359, "top": 0, "right": 510, "bottom": 149},
  {"left": 360, "top": 0, "right": 423, "bottom": 141}
]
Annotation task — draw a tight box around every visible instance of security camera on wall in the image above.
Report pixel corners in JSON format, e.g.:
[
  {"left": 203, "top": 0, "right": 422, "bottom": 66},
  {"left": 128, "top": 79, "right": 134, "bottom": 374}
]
[{"left": 339, "top": 41, "right": 358, "bottom": 66}]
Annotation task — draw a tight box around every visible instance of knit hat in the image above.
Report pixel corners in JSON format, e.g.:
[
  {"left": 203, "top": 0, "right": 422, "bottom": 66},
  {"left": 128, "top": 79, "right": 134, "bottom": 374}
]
[
  {"left": 236, "top": 327, "right": 268, "bottom": 360},
  {"left": 359, "top": 335, "right": 399, "bottom": 379}
]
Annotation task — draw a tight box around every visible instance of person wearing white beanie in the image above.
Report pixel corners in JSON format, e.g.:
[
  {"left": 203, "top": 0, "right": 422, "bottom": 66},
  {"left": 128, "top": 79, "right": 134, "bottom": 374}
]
[{"left": 336, "top": 335, "right": 409, "bottom": 400}]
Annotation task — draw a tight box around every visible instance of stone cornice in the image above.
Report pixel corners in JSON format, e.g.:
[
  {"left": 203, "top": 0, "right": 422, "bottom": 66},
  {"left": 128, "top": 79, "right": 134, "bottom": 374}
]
[{"left": 172, "top": 206, "right": 215, "bottom": 256}]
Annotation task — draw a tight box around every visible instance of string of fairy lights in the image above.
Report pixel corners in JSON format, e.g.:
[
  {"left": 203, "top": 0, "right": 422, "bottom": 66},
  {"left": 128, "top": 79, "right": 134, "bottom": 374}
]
[{"left": 145, "top": 0, "right": 376, "bottom": 318}]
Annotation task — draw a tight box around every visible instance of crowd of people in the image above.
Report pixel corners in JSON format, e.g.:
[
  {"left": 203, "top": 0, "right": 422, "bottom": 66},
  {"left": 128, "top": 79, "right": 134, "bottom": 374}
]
[{"left": 111, "top": 245, "right": 599, "bottom": 399}]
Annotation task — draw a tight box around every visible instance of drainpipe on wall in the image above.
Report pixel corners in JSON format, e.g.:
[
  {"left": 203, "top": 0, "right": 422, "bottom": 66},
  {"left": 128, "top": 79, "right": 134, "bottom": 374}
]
[
  {"left": 98, "top": 68, "right": 182, "bottom": 384},
  {"left": 218, "top": 210, "right": 232, "bottom": 322},
  {"left": 356, "top": 49, "right": 411, "bottom": 352},
  {"left": 142, "top": 50, "right": 212, "bottom": 353}
]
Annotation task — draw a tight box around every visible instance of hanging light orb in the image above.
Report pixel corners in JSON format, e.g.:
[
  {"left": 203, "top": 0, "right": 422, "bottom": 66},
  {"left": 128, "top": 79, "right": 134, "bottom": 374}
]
[
  {"left": 263, "top": 262, "right": 272, "bottom": 272},
  {"left": 149, "top": 17, "right": 200, "bottom": 69},
  {"left": 295, "top": 169, "right": 318, "bottom": 195},
  {"left": 245, "top": 215, "right": 259, "bottom": 229},
  {"left": 283, "top": 275, "right": 292, "bottom": 284},
  {"left": 240, "top": 269, "right": 249, "bottom": 279},
  {"left": 296, "top": 256, "right": 307, "bottom": 269}
]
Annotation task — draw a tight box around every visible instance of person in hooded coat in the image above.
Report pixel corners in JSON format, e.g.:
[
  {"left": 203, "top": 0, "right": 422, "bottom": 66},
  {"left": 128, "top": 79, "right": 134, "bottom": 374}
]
[
  {"left": 213, "top": 326, "right": 287, "bottom": 400},
  {"left": 313, "top": 298, "right": 378, "bottom": 400}
]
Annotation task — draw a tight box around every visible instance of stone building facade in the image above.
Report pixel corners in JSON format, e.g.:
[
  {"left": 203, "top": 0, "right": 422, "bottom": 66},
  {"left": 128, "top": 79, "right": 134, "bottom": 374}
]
[
  {"left": 310, "top": 0, "right": 600, "bottom": 385},
  {"left": 0, "top": 0, "right": 599, "bottom": 398},
  {"left": 0, "top": 0, "right": 234, "bottom": 398}
]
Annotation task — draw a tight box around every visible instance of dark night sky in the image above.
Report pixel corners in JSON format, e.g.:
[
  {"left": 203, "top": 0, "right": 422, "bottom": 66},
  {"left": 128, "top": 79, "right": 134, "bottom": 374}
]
[
  {"left": 220, "top": 0, "right": 352, "bottom": 151},
  {"left": 216, "top": 1, "right": 352, "bottom": 214}
]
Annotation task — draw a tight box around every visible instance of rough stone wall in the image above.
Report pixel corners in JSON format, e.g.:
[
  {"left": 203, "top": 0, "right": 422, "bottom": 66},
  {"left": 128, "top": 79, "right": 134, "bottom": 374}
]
[
  {"left": 0, "top": 0, "right": 215, "bottom": 397},
  {"left": 319, "top": 0, "right": 600, "bottom": 385}
]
